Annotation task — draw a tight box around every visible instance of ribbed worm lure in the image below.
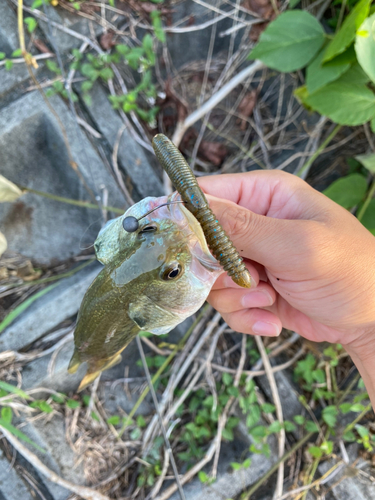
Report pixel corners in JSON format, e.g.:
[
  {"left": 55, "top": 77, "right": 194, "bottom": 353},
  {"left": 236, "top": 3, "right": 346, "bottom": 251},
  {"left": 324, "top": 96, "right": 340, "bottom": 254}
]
[{"left": 151, "top": 134, "right": 252, "bottom": 288}]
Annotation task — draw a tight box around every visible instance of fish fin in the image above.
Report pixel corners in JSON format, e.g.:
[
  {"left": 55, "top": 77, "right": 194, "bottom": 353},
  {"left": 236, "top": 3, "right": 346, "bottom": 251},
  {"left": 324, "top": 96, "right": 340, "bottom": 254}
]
[
  {"left": 77, "top": 371, "right": 101, "bottom": 392},
  {"left": 102, "top": 353, "right": 122, "bottom": 371},
  {"left": 129, "top": 297, "right": 179, "bottom": 333},
  {"left": 77, "top": 353, "right": 123, "bottom": 392},
  {"left": 68, "top": 349, "right": 81, "bottom": 374}
]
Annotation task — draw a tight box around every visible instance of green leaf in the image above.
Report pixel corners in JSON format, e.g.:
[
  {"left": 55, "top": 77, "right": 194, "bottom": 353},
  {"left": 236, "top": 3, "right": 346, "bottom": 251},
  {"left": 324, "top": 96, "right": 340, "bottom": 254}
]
[
  {"left": 222, "top": 427, "right": 234, "bottom": 441},
  {"left": 231, "top": 461, "right": 242, "bottom": 470},
  {"left": 0, "top": 381, "right": 31, "bottom": 400},
  {"left": 142, "top": 34, "right": 154, "bottom": 54},
  {"left": 323, "top": 0, "right": 371, "bottom": 62},
  {"left": 30, "top": 400, "right": 53, "bottom": 413},
  {"left": 0, "top": 420, "right": 45, "bottom": 453},
  {"left": 222, "top": 372, "right": 233, "bottom": 386},
  {"left": 249, "top": 11, "right": 325, "bottom": 72},
  {"left": 107, "top": 415, "right": 120, "bottom": 425},
  {"left": 116, "top": 44, "right": 130, "bottom": 56},
  {"left": 289, "top": 0, "right": 301, "bottom": 7},
  {"left": 359, "top": 198, "right": 375, "bottom": 230},
  {"left": 371, "top": 117, "right": 375, "bottom": 133},
  {"left": 305, "top": 421, "right": 319, "bottom": 432},
  {"left": 339, "top": 402, "right": 353, "bottom": 414},
  {"left": 151, "top": 11, "right": 166, "bottom": 43},
  {"left": 99, "top": 67, "right": 114, "bottom": 81},
  {"left": 323, "top": 173, "right": 367, "bottom": 209},
  {"left": 81, "top": 80, "right": 93, "bottom": 93},
  {"left": 137, "top": 415, "right": 146, "bottom": 427},
  {"left": 350, "top": 403, "right": 365, "bottom": 412},
  {"left": 198, "top": 471, "right": 209, "bottom": 483},
  {"left": 0, "top": 284, "right": 58, "bottom": 334},
  {"left": 308, "top": 446, "right": 323, "bottom": 458},
  {"left": 66, "top": 399, "right": 80, "bottom": 409},
  {"left": 312, "top": 369, "right": 326, "bottom": 384},
  {"left": 284, "top": 421, "right": 297, "bottom": 432},
  {"left": 130, "top": 427, "right": 142, "bottom": 440},
  {"left": 261, "top": 403, "right": 275, "bottom": 414},
  {"left": 5, "top": 60, "right": 13, "bottom": 71},
  {"left": 321, "top": 440, "right": 333, "bottom": 454},
  {"left": 355, "top": 152, "right": 375, "bottom": 172},
  {"left": 343, "top": 430, "right": 356, "bottom": 441},
  {"left": 24, "top": 17, "right": 38, "bottom": 33},
  {"left": 0, "top": 52, "right": 5, "bottom": 60},
  {"left": 355, "top": 13, "right": 375, "bottom": 83},
  {"left": 1, "top": 407, "right": 12, "bottom": 424},
  {"left": 246, "top": 404, "right": 261, "bottom": 427},
  {"left": 52, "top": 393, "right": 66, "bottom": 404},
  {"left": 306, "top": 46, "right": 352, "bottom": 93},
  {"left": 250, "top": 425, "right": 267, "bottom": 438},
  {"left": 355, "top": 424, "right": 370, "bottom": 438},
  {"left": 294, "top": 415, "right": 305, "bottom": 425},
  {"left": 322, "top": 405, "right": 338, "bottom": 427},
  {"left": 91, "top": 411, "right": 100, "bottom": 422},
  {"left": 11, "top": 49, "right": 22, "bottom": 58},
  {"left": 268, "top": 420, "right": 283, "bottom": 433},
  {"left": 303, "top": 77, "right": 375, "bottom": 126}
]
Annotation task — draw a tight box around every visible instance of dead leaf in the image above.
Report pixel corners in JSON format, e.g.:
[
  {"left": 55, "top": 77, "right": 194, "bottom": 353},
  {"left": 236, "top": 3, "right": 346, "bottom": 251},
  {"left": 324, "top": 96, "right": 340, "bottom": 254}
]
[
  {"left": 17, "top": 261, "right": 42, "bottom": 281},
  {"left": 100, "top": 31, "right": 116, "bottom": 51},
  {"left": 0, "top": 175, "right": 23, "bottom": 202},
  {"left": 243, "top": 0, "right": 278, "bottom": 42},
  {"left": 0, "top": 232, "right": 7, "bottom": 258},
  {"left": 33, "top": 39, "right": 52, "bottom": 54},
  {"left": 238, "top": 90, "right": 257, "bottom": 130},
  {"left": 199, "top": 141, "right": 228, "bottom": 166}
]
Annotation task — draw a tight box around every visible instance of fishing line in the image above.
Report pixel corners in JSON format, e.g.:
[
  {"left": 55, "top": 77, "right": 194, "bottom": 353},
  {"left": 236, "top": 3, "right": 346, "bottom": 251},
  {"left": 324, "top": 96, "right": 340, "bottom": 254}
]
[{"left": 136, "top": 335, "right": 186, "bottom": 500}]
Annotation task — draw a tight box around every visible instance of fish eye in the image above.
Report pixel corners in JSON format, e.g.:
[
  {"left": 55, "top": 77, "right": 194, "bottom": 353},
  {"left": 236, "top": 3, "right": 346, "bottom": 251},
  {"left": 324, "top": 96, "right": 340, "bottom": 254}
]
[
  {"left": 161, "top": 264, "right": 183, "bottom": 280},
  {"left": 139, "top": 225, "right": 157, "bottom": 234}
]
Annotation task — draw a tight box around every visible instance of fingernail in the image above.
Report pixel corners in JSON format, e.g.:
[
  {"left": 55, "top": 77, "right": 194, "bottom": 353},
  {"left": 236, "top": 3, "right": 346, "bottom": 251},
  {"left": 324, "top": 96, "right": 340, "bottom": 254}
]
[
  {"left": 252, "top": 321, "right": 281, "bottom": 337},
  {"left": 241, "top": 290, "right": 273, "bottom": 308}
]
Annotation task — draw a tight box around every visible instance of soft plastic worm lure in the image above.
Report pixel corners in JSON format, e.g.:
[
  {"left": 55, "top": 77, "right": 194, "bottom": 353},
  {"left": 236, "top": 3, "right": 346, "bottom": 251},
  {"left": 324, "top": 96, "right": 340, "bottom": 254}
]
[{"left": 152, "top": 133, "right": 252, "bottom": 288}]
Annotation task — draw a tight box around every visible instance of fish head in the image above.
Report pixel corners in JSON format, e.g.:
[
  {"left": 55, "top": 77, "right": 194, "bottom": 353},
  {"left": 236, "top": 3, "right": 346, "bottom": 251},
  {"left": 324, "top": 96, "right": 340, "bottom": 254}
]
[{"left": 94, "top": 192, "right": 223, "bottom": 327}]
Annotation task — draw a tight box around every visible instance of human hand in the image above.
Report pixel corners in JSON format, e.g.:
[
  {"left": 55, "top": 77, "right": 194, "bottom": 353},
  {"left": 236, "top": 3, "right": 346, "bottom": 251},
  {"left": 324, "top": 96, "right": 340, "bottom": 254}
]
[{"left": 198, "top": 170, "right": 375, "bottom": 357}]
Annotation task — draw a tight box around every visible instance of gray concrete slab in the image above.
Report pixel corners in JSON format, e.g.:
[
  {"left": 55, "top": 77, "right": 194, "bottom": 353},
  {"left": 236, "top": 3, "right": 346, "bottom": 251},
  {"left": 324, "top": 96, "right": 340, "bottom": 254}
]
[{"left": 0, "top": 448, "right": 34, "bottom": 500}]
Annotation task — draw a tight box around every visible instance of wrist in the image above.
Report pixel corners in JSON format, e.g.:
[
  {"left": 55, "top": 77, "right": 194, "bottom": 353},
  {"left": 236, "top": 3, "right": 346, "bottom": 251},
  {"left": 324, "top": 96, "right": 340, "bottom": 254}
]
[{"left": 343, "top": 326, "right": 375, "bottom": 409}]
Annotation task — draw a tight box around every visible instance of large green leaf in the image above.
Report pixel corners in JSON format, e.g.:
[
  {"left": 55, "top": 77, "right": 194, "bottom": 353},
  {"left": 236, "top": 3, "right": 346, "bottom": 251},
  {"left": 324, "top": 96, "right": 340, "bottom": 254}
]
[
  {"left": 303, "top": 76, "right": 375, "bottom": 125},
  {"left": 323, "top": 174, "right": 367, "bottom": 208},
  {"left": 323, "top": 0, "right": 371, "bottom": 62},
  {"left": 0, "top": 420, "right": 45, "bottom": 453},
  {"left": 249, "top": 11, "right": 325, "bottom": 72},
  {"left": 355, "top": 13, "right": 375, "bottom": 83},
  {"left": 306, "top": 46, "right": 354, "bottom": 93},
  {"left": 355, "top": 152, "right": 375, "bottom": 172},
  {"left": 360, "top": 198, "right": 375, "bottom": 230}
]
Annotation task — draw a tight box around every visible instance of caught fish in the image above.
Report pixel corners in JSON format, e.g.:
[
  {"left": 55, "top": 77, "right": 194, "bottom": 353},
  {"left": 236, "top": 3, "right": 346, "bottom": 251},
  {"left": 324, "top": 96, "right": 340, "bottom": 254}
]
[{"left": 68, "top": 193, "right": 223, "bottom": 391}]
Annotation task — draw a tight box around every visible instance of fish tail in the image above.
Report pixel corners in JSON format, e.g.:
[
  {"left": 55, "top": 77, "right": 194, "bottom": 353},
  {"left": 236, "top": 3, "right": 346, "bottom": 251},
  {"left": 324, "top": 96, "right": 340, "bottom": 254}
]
[
  {"left": 68, "top": 349, "right": 81, "bottom": 374},
  {"left": 77, "top": 370, "right": 101, "bottom": 392},
  {"left": 77, "top": 352, "right": 123, "bottom": 392}
]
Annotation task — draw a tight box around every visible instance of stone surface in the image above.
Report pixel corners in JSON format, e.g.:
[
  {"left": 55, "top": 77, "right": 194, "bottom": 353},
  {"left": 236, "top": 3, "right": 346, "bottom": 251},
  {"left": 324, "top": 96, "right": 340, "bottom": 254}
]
[
  {"left": 0, "top": 448, "right": 34, "bottom": 500},
  {"left": 0, "top": 91, "right": 126, "bottom": 266},
  {"left": 79, "top": 82, "right": 164, "bottom": 199},
  {"left": 0, "top": 3, "right": 30, "bottom": 96},
  {"left": 257, "top": 358, "right": 304, "bottom": 424},
  {"left": 21, "top": 415, "right": 85, "bottom": 500},
  {"left": 0, "top": 263, "right": 101, "bottom": 352}
]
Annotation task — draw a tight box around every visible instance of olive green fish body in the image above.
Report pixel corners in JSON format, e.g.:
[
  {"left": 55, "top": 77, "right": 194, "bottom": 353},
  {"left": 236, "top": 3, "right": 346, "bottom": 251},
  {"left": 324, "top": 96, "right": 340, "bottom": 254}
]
[{"left": 69, "top": 195, "right": 222, "bottom": 390}]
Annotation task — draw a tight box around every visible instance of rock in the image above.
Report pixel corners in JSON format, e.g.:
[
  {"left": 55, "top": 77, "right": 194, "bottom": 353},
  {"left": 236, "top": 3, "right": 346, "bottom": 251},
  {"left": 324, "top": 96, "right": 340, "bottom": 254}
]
[
  {"left": 21, "top": 414, "right": 85, "bottom": 500},
  {"left": 318, "top": 444, "right": 375, "bottom": 500},
  {"left": 0, "top": 447, "right": 35, "bottom": 500},
  {"left": 166, "top": 1, "right": 235, "bottom": 70},
  {"left": 0, "top": 263, "right": 101, "bottom": 352},
  {"left": 256, "top": 358, "right": 304, "bottom": 425},
  {"left": 79, "top": 82, "right": 164, "bottom": 199},
  {"left": 0, "top": 3, "right": 30, "bottom": 96},
  {"left": 0, "top": 91, "right": 126, "bottom": 266}
]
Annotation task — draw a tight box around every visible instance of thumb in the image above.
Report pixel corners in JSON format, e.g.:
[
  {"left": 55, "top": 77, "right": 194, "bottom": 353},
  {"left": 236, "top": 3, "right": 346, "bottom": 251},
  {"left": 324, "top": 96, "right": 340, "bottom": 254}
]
[{"left": 206, "top": 194, "right": 318, "bottom": 274}]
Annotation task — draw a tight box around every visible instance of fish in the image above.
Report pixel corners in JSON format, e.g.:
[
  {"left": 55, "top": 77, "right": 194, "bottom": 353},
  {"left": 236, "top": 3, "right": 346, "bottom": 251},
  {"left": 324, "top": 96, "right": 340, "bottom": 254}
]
[{"left": 68, "top": 192, "right": 223, "bottom": 391}]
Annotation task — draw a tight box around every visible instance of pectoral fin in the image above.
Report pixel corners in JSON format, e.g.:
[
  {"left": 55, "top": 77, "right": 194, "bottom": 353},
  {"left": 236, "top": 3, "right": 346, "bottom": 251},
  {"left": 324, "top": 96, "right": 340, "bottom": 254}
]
[{"left": 129, "top": 296, "right": 180, "bottom": 335}]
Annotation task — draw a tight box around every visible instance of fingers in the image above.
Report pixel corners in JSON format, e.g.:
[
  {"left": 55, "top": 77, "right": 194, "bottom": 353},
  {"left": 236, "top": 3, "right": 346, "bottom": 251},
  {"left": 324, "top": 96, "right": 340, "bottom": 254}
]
[
  {"left": 207, "top": 280, "right": 282, "bottom": 337},
  {"left": 209, "top": 281, "right": 276, "bottom": 313},
  {"left": 221, "top": 309, "right": 283, "bottom": 337}
]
